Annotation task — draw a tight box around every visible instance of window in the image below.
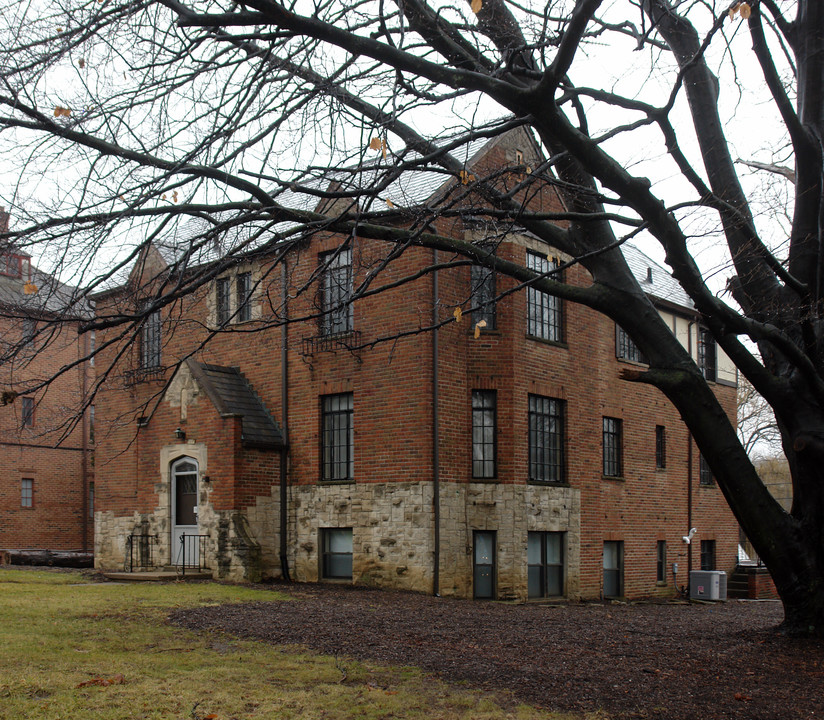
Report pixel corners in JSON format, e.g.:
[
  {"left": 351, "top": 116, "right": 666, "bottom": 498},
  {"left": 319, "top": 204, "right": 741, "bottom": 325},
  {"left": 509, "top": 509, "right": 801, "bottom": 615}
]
[
  {"left": 236, "top": 272, "right": 252, "bottom": 322},
  {"left": 89, "top": 404, "right": 95, "bottom": 443},
  {"left": 528, "top": 395, "right": 564, "bottom": 483},
  {"left": 22, "top": 318, "right": 36, "bottom": 346},
  {"left": 698, "top": 328, "right": 717, "bottom": 381},
  {"left": 472, "top": 390, "right": 496, "bottom": 478},
  {"left": 321, "top": 393, "right": 354, "bottom": 481},
  {"left": 655, "top": 426, "right": 666, "bottom": 469},
  {"left": 700, "top": 539, "right": 716, "bottom": 571},
  {"left": 21, "top": 397, "right": 34, "bottom": 428},
  {"left": 470, "top": 262, "right": 496, "bottom": 329},
  {"left": 21, "top": 478, "right": 33, "bottom": 508},
  {"left": 473, "top": 531, "right": 496, "bottom": 599},
  {"left": 1, "top": 253, "right": 30, "bottom": 279},
  {"left": 616, "top": 325, "right": 647, "bottom": 363},
  {"left": 656, "top": 540, "right": 667, "bottom": 584},
  {"left": 528, "top": 531, "right": 565, "bottom": 598},
  {"left": 603, "top": 541, "right": 624, "bottom": 598},
  {"left": 216, "top": 277, "right": 231, "bottom": 325},
  {"left": 88, "top": 481, "right": 95, "bottom": 518},
  {"left": 526, "top": 251, "right": 562, "bottom": 342},
  {"left": 89, "top": 330, "right": 96, "bottom": 367},
  {"left": 140, "top": 304, "right": 162, "bottom": 369},
  {"left": 320, "top": 248, "right": 353, "bottom": 335},
  {"left": 321, "top": 528, "right": 353, "bottom": 579},
  {"left": 602, "top": 417, "right": 623, "bottom": 477},
  {"left": 699, "top": 453, "right": 714, "bottom": 486}
]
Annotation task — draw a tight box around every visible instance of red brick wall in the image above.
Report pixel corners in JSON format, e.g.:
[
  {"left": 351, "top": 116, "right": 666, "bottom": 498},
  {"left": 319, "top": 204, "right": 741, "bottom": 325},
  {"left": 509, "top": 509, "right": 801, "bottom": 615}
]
[
  {"left": 0, "top": 315, "right": 94, "bottom": 550},
  {"left": 93, "top": 131, "right": 739, "bottom": 596}
]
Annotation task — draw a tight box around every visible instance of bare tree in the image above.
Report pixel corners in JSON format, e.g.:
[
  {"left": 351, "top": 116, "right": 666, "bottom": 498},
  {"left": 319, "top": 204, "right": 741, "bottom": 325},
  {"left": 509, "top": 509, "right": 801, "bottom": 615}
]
[
  {"left": 737, "top": 377, "right": 781, "bottom": 460},
  {"left": 1, "top": 0, "right": 824, "bottom": 634}
]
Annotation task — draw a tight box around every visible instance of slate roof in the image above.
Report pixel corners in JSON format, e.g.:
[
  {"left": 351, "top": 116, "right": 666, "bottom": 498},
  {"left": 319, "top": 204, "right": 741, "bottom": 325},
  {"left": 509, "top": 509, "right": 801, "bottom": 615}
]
[
  {"left": 622, "top": 243, "right": 694, "bottom": 311},
  {"left": 0, "top": 262, "right": 90, "bottom": 318},
  {"left": 151, "top": 132, "right": 497, "bottom": 270},
  {"left": 187, "top": 360, "right": 284, "bottom": 450},
  {"left": 143, "top": 127, "right": 694, "bottom": 314}
]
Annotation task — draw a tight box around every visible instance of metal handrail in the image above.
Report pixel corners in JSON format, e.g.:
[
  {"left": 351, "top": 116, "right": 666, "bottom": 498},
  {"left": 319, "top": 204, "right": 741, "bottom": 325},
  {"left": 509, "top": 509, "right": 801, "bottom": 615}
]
[
  {"left": 178, "top": 533, "right": 209, "bottom": 576},
  {"left": 126, "top": 534, "right": 158, "bottom": 572}
]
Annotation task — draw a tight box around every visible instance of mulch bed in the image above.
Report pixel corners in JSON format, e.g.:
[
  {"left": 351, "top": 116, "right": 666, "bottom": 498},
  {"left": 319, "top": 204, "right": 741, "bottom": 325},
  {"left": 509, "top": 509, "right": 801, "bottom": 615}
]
[{"left": 170, "top": 583, "right": 824, "bottom": 720}]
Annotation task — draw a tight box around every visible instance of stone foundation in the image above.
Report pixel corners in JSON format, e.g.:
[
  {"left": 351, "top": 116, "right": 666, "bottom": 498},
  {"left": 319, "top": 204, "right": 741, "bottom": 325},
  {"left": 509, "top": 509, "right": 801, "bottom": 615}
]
[{"left": 95, "top": 478, "right": 582, "bottom": 597}]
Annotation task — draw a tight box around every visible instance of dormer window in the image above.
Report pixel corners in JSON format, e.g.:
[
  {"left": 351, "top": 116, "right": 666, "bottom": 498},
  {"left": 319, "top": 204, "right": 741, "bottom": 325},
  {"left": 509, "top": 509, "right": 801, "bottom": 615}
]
[
  {"left": 698, "top": 328, "right": 717, "bottom": 382},
  {"left": 1, "top": 252, "right": 30, "bottom": 279},
  {"left": 214, "top": 270, "right": 254, "bottom": 327}
]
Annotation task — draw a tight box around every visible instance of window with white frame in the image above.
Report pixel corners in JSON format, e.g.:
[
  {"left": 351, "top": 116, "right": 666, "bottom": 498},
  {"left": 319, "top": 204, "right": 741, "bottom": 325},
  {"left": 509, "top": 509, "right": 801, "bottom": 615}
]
[
  {"left": 21, "top": 478, "right": 33, "bottom": 507},
  {"left": 526, "top": 251, "right": 562, "bottom": 341},
  {"left": 320, "top": 248, "right": 353, "bottom": 335}
]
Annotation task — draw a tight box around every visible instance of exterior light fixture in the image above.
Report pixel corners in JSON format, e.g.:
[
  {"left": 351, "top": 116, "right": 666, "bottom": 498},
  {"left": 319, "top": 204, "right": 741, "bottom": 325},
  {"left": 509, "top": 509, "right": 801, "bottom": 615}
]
[{"left": 174, "top": 427, "right": 186, "bottom": 441}]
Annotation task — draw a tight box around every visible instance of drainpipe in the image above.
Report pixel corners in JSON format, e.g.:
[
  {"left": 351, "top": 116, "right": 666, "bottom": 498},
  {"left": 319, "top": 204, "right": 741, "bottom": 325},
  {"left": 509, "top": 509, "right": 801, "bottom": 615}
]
[
  {"left": 280, "top": 259, "right": 291, "bottom": 581},
  {"left": 432, "top": 249, "right": 441, "bottom": 596},
  {"left": 687, "top": 435, "right": 693, "bottom": 584},
  {"left": 80, "top": 331, "right": 89, "bottom": 552},
  {"left": 686, "top": 319, "right": 695, "bottom": 584}
]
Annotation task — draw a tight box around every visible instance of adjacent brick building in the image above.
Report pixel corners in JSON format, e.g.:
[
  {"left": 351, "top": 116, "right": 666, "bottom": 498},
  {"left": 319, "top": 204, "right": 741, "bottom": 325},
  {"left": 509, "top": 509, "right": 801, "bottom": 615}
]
[
  {"left": 0, "top": 208, "right": 94, "bottom": 554},
  {"left": 92, "top": 131, "right": 739, "bottom": 599}
]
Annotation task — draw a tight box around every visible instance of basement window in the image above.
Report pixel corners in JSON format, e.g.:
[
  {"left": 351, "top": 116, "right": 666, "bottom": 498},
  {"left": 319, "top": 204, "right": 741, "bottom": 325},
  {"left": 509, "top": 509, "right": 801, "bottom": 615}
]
[{"left": 321, "top": 528, "right": 353, "bottom": 580}]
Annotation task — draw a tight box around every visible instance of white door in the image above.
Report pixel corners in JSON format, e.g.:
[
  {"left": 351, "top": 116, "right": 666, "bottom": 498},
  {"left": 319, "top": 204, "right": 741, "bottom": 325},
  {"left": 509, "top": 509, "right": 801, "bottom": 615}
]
[{"left": 171, "top": 457, "right": 199, "bottom": 566}]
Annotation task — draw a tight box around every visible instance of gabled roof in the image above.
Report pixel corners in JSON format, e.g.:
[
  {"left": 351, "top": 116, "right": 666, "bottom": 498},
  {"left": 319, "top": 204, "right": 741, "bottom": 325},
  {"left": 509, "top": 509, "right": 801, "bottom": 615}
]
[
  {"left": 187, "top": 360, "right": 284, "bottom": 450},
  {"left": 129, "top": 126, "right": 695, "bottom": 315}
]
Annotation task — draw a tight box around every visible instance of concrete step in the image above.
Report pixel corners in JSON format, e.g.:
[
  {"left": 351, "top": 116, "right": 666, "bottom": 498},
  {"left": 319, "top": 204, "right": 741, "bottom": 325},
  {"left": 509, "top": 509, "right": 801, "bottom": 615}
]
[{"left": 101, "top": 569, "right": 212, "bottom": 582}]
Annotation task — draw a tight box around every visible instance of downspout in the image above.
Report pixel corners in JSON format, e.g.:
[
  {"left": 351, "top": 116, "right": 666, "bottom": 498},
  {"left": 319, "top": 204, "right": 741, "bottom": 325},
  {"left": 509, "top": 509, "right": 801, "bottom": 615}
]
[
  {"left": 687, "top": 435, "right": 693, "bottom": 583},
  {"left": 686, "top": 319, "right": 695, "bottom": 583},
  {"left": 432, "top": 249, "right": 441, "bottom": 596},
  {"left": 80, "top": 331, "right": 89, "bottom": 552},
  {"left": 280, "top": 259, "right": 291, "bottom": 581}
]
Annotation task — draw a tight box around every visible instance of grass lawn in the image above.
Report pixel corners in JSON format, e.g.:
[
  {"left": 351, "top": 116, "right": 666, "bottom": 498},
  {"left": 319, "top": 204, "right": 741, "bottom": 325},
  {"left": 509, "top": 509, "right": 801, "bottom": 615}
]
[{"left": 0, "top": 569, "right": 588, "bottom": 720}]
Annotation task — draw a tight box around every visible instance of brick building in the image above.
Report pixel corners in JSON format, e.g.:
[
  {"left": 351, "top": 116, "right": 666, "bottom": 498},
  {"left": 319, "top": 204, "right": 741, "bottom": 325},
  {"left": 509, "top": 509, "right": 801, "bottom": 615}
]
[
  {"left": 92, "top": 131, "right": 739, "bottom": 599},
  {"left": 0, "top": 208, "right": 95, "bottom": 554}
]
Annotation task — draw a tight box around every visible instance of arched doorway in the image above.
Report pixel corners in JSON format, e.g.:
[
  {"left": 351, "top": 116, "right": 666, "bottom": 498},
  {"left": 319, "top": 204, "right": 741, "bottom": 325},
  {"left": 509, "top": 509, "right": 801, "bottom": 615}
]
[{"left": 171, "top": 456, "right": 199, "bottom": 566}]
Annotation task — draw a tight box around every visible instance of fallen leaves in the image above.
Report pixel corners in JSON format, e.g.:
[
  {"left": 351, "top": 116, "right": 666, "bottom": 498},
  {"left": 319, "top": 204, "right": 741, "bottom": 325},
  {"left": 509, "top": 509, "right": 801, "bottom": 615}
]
[{"left": 76, "top": 674, "right": 125, "bottom": 688}]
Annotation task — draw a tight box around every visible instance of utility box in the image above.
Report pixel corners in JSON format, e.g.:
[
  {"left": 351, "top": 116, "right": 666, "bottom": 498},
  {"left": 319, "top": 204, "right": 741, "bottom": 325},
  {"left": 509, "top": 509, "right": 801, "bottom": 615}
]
[{"left": 690, "top": 570, "right": 727, "bottom": 601}]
